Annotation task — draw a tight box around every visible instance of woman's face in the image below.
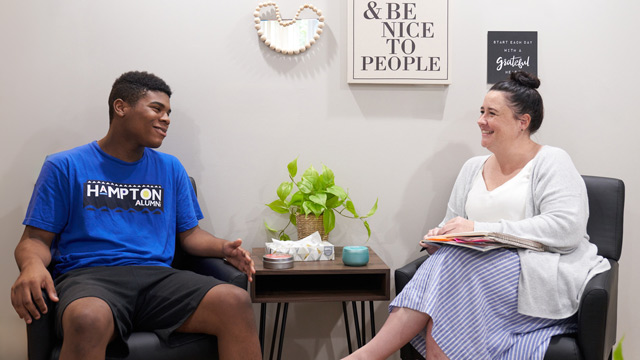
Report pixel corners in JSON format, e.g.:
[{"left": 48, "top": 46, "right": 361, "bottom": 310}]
[{"left": 477, "top": 91, "right": 523, "bottom": 152}]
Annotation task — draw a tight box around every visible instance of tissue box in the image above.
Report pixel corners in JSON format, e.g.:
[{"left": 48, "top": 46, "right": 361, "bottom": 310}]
[
  {"left": 266, "top": 241, "right": 335, "bottom": 261},
  {"left": 265, "top": 232, "right": 335, "bottom": 261}
]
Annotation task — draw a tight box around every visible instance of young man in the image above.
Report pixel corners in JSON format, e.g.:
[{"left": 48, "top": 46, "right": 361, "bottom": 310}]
[{"left": 10, "top": 71, "right": 262, "bottom": 360}]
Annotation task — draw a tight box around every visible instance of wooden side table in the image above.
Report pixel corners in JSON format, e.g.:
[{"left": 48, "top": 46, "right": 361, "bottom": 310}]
[{"left": 251, "top": 247, "right": 390, "bottom": 360}]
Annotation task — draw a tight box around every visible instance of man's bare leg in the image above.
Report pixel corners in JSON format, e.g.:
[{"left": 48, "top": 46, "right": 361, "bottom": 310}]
[
  {"left": 177, "top": 284, "right": 261, "bottom": 360},
  {"left": 59, "top": 297, "right": 115, "bottom": 360}
]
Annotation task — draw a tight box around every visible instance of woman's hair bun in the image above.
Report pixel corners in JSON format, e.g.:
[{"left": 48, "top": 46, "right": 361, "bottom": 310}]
[{"left": 509, "top": 71, "right": 540, "bottom": 89}]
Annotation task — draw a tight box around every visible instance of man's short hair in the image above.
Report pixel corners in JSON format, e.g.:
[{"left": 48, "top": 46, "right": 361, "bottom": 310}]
[{"left": 108, "top": 71, "right": 172, "bottom": 122}]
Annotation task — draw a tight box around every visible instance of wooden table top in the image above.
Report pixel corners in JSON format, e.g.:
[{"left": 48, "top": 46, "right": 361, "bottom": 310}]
[
  {"left": 252, "top": 246, "right": 389, "bottom": 274},
  {"left": 250, "top": 246, "right": 390, "bottom": 303}
]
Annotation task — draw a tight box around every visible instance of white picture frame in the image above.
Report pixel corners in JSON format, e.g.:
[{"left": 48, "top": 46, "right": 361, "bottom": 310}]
[{"left": 347, "top": 0, "right": 450, "bottom": 84}]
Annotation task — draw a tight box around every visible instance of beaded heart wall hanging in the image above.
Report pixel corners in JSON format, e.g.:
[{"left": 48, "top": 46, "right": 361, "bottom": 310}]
[{"left": 254, "top": 2, "right": 325, "bottom": 55}]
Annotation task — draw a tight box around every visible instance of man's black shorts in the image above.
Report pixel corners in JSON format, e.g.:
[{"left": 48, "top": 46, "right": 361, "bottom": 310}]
[{"left": 54, "top": 265, "right": 226, "bottom": 353}]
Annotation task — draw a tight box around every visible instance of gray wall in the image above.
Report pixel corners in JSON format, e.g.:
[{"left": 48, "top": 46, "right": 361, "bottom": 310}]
[{"left": 1, "top": 1, "right": 638, "bottom": 359}]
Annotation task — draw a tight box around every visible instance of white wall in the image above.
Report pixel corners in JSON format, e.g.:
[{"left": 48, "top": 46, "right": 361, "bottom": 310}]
[{"left": 1, "top": 1, "right": 638, "bottom": 359}]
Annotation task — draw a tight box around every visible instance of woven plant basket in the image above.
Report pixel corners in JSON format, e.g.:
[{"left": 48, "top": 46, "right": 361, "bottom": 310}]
[{"left": 296, "top": 214, "right": 329, "bottom": 241}]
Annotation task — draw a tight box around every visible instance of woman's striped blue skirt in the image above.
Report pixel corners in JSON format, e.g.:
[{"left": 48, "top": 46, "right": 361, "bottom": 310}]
[{"left": 389, "top": 246, "right": 576, "bottom": 359}]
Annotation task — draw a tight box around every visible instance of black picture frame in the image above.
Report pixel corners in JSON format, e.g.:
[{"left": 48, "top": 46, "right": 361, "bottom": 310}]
[{"left": 487, "top": 31, "right": 537, "bottom": 84}]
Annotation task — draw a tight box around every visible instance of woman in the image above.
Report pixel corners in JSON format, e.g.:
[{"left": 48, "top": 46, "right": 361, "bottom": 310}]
[{"left": 343, "top": 71, "right": 610, "bottom": 360}]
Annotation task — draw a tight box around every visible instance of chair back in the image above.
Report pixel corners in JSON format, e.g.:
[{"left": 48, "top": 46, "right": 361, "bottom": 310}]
[{"left": 582, "top": 175, "right": 625, "bottom": 261}]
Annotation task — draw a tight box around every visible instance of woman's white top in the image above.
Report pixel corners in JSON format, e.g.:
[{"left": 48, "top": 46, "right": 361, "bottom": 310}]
[{"left": 465, "top": 160, "right": 533, "bottom": 222}]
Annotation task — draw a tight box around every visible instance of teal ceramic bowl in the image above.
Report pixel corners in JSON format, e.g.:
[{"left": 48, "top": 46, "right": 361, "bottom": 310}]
[{"left": 342, "top": 246, "right": 369, "bottom": 266}]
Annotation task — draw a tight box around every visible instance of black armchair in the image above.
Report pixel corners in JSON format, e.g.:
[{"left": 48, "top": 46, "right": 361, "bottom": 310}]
[
  {"left": 26, "top": 178, "right": 249, "bottom": 360},
  {"left": 394, "top": 175, "right": 625, "bottom": 360}
]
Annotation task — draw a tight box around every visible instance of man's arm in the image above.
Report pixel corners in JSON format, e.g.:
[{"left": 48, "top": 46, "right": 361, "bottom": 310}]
[
  {"left": 11, "top": 225, "right": 59, "bottom": 324},
  {"left": 178, "top": 226, "right": 255, "bottom": 282}
]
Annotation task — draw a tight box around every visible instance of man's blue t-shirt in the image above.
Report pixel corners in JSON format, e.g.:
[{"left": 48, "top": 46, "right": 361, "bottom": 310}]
[{"left": 23, "top": 141, "right": 203, "bottom": 277}]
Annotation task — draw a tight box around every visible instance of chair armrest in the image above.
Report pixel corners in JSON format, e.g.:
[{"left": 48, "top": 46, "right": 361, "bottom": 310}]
[
  {"left": 578, "top": 260, "right": 618, "bottom": 360},
  {"left": 394, "top": 254, "right": 429, "bottom": 295},
  {"left": 26, "top": 291, "right": 56, "bottom": 360},
  {"left": 186, "top": 256, "right": 248, "bottom": 290}
]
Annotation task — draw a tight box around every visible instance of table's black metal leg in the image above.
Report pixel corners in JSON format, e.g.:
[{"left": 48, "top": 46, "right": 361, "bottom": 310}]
[
  {"left": 351, "top": 301, "right": 362, "bottom": 348},
  {"left": 260, "top": 303, "right": 267, "bottom": 355},
  {"left": 342, "top": 301, "right": 353, "bottom": 354},
  {"left": 277, "top": 303, "right": 289, "bottom": 360},
  {"left": 369, "top": 301, "right": 376, "bottom": 337},
  {"left": 269, "top": 303, "right": 282, "bottom": 360},
  {"left": 360, "top": 301, "right": 366, "bottom": 345}
]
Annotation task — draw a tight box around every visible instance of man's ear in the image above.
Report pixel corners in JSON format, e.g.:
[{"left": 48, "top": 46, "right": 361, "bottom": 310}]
[{"left": 113, "top": 99, "right": 128, "bottom": 118}]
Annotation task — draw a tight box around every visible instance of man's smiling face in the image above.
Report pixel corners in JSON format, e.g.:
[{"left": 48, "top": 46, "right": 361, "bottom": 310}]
[{"left": 121, "top": 90, "right": 172, "bottom": 149}]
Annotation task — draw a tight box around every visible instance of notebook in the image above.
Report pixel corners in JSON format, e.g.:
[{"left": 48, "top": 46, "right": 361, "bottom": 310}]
[{"left": 421, "top": 231, "right": 545, "bottom": 252}]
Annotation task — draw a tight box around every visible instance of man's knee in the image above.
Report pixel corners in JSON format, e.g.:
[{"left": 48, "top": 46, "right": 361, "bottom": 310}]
[
  {"left": 179, "top": 284, "right": 255, "bottom": 335},
  {"left": 209, "top": 284, "right": 252, "bottom": 311},
  {"left": 62, "top": 297, "right": 114, "bottom": 341},
  {"left": 199, "top": 284, "right": 254, "bottom": 323}
]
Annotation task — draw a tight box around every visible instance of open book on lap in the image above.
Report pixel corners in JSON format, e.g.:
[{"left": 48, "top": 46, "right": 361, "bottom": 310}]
[{"left": 421, "top": 231, "right": 546, "bottom": 252}]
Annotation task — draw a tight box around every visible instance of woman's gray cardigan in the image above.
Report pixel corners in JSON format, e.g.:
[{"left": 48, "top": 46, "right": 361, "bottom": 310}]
[{"left": 440, "top": 145, "right": 610, "bottom": 319}]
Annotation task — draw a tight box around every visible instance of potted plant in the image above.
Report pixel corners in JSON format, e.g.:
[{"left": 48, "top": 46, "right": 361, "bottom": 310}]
[
  {"left": 265, "top": 158, "right": 378, "bottom": 241},
  {"left": 613, "top": 336, "right": 625, "bottom": 360}
]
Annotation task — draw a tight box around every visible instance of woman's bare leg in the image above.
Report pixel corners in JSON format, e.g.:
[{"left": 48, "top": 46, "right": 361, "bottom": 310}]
[
  {"left": 342, "top": 307, "right": 429, "bottom": 360},
  {"left": 425, "top": 318, "right": 449, "bottom": 360}
]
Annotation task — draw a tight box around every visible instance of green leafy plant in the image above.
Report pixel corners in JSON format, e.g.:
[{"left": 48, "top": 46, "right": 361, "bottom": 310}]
[
  {"left": 265, "top": 158, "right": 378, "bottom": 240},
  {"left": 613, "top": 335, "right": 625, "bottom": 360}
]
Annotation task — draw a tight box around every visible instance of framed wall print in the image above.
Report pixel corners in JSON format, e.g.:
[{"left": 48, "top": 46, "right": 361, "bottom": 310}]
[
  {"left": 487, "top": 31, "right": 538, "bottom": 84},
  {"left": 347, "top": 0, "right": 450, "bottom": 84}
]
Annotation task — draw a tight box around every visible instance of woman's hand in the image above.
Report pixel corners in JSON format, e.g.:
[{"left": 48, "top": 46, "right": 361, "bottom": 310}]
[
  {"left": 421, "top": 217, "right": 473, "bottom": 255},
  {"left": 421, "top": 227, "right": 443, "bottom": 254},
  {"left": 426, "top": 227, "right": 442, "bottom": 237},
  {"left": 439, "top": 216, "right": 474, "bottom": 235},
  {"left": 419, "top": 240, "right": 441, "bottom": 255}
]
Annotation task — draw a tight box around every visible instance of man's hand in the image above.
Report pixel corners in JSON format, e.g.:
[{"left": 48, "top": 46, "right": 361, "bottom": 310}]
[
  {"left": 12, "top": 226, "right": 57, "bottom": 324},
  {"left": 11, "top": 262, "right": 58, "bottom": 324},
  {"left": 222, "top": 239, "right": 256, "bottom": 283},
  {"left": 179, "top": 227, "right": 256, "bottom": 282}
]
